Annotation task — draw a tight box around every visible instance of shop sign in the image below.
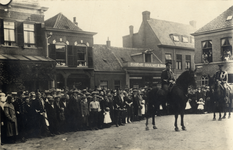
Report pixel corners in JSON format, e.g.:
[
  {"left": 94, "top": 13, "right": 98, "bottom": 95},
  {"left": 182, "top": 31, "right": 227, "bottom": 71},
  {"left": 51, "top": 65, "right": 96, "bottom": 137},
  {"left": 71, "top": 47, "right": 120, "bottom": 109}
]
[{"left": 127, "top": 62, "right": 165, "bottom": 68}]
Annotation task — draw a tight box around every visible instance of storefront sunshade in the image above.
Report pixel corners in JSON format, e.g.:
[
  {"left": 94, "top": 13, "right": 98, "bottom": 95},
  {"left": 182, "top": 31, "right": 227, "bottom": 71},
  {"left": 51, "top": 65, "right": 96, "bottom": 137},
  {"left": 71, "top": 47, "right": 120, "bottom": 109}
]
[{"left": 0, "top": 54, "right": 55, "bottom": 62}]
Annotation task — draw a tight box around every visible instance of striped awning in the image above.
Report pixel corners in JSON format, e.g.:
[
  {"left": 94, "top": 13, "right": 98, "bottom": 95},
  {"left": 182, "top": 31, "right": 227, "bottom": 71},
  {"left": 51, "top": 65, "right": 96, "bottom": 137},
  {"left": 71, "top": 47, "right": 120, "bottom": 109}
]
[{"left": 0, "top": 54, "right": 55, "bottom": 62}]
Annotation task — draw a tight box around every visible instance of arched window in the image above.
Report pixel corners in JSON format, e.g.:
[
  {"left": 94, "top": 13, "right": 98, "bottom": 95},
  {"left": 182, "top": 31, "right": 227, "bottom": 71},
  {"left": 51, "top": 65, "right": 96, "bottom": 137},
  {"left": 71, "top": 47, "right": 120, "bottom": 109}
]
[{"left": 201, "top": 75, "right": 209, "bottom": 86}]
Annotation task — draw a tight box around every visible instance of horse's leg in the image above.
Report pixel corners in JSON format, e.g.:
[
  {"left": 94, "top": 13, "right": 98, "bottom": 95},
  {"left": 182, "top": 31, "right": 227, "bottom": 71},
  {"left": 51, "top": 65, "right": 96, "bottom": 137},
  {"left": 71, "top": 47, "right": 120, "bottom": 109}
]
[
  {"left": 222, "top": 103, "right": 226, "bottom": 119},
  {"left": 218, "top": 104, "right": 222, "bottom": 121},
  {"left": 145, "top": 107, "right": 149, "bottom": 130},
  {"left": 213, "top": 103, "right": 216, "bottom": 120},
  {"left": 174, "top": 113, "right": 179, "bottom": 131},
  {"left": 152, "top": 112, "right": 157, "bottom": 129},
  {"left": 181, "top": 111, "right": 186, "bottom": 131}
]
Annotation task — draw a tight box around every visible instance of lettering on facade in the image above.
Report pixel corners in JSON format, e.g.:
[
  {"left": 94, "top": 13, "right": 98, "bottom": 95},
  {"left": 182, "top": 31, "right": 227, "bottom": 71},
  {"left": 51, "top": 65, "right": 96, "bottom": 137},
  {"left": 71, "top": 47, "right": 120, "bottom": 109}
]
[{"left": 128, "top": 62, "right": 165, "bottom": 68}]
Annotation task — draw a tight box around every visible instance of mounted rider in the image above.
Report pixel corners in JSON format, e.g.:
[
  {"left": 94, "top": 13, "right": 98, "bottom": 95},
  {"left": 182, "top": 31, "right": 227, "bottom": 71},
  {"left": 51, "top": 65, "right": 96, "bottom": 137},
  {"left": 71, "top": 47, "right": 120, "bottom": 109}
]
[
  {"left": 215, "top": 64, "right": 228, "bottom": 96},
  {"left": 161, "top": 62, "right": 176, "bottom": 92}
]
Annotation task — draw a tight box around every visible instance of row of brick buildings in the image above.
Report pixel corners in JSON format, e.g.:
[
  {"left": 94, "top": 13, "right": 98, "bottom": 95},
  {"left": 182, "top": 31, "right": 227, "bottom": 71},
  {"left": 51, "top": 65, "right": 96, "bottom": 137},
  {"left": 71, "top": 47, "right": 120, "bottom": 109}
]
[{"left": 1, "top": 1, "right": 232, "bottom": 93}]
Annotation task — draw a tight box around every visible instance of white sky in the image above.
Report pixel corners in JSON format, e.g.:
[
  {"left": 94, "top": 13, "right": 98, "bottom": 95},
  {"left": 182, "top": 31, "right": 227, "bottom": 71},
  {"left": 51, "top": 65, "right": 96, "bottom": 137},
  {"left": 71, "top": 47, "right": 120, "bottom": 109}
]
[{"left": 39, "top": 0, "right": 233, "bottom": 47}]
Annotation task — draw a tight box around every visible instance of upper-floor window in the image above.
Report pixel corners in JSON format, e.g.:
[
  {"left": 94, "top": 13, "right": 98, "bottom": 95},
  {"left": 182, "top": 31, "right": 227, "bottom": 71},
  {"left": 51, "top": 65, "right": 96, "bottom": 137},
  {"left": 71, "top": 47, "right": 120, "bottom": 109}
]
[
  {"left": 3, "top": 21, "right": 16, "bottom": 46},
  {"left": 185, "top": 55, "right": 191, "bottom": 69},
  {"left": 190, "top": 36, "right": 194, "bottom": 43},
  {"left": 221, "top": 37, "right": 232, "bottom": 61},
  {"left": 202, "top": 40, "right": 212, "bottom": 63},
  {"left": 76, "top": 47, "right": 87, "bottom": 67},
  {"left": 24, "top": 23, "right": 35, "bottom": 48},
  {"left": 145, "top": 53, "right": 152, "bottom": 62},
  {"left": 55, "top": 44, "right": 66, "bottom": 66},
  {"left": 176, "top": 54, "right": 182, "bottom": 70}
]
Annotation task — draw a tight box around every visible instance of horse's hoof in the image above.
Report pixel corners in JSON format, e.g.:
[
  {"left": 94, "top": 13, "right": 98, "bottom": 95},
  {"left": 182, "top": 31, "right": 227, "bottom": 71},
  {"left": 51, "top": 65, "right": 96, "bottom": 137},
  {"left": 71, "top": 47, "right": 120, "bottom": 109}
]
[
  {"left": 213, "top": 118, "right": 216, "bottom": 121},
  {"left": 228, "top": 116, "right": 231, "bottom": 119},
  {"left": 153, "top": 126, "right": 157, "bottom": 129},
  {"left": 222, "top": 116, "right": 226, "bottom": 119},
  {"left": 146, "top": 126, "right": 149, "bottom": 131},
  {"left": 182, "top": 126, "right": 186, "bottom": 131},
  {"left": 218, "top": 118, "right": 222, "bottom": 121},
  {"left": 175, "top": 127, "right": 179, "bottom": 132}
]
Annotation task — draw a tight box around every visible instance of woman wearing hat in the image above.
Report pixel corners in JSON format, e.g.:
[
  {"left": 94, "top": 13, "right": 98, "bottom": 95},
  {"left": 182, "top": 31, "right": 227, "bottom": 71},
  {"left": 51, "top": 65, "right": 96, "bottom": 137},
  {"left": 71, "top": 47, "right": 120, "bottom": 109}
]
[{"left": 4, "top": 96, "right": 18, "bottom": 143}]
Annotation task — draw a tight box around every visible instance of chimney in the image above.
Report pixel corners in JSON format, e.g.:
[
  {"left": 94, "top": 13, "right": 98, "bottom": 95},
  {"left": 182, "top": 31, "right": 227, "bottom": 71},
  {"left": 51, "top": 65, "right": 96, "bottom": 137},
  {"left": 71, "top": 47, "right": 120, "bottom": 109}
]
[
  {"left": 189, "top": 20, "right": 196, "bottom": 28},
  {"left": 142, "top": 11, "right": 150, "bottom": 22},
  {"left": 106, "top": 37, "right": 111, "bottom": 47},
  {"left": 129, "top": 25, "right": 134, "bottom": 36},
  {"left": 73, "top": 17, "right": 78, "bottom": 26}
]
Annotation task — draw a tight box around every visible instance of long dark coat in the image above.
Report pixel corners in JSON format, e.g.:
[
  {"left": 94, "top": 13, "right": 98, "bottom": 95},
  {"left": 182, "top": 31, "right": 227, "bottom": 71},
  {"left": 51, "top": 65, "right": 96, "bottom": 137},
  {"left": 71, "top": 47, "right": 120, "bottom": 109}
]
[{"left": 4, "top": 103, "right": 18, "bottom": 137}]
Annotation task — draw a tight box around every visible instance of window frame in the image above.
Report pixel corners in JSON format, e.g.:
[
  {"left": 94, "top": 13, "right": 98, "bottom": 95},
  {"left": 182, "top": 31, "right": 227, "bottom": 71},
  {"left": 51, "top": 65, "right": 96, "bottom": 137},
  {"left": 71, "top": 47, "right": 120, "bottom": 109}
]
[
  {"left": 114, "top": 80, "right": 121, "bottom": 90},
  {"left": 99, "top": 80, "right": 108, "bottom": 89},
  {"left": 221, "top": 37, "right": 232, "bottom": 61},
  {"left": 185, "top": 55, "right": 191, "bottom": 69},
  {"left": 176, "top": 54, "right": 182, "bottom": 70},
  {"left": 202, "top": 40, "right": 213, "bottom": 63},
  {"left": 201, "top": 75, "right": 209, "bottom": 86},
  {"left": 3, "top": 21, "right": 16, "bottom": 46},
  {"left": 55, "top": 43, "right": 67, "bottom": 67},
  {"left": 23, "top": 23, "right": 35, "bottom": 48}
]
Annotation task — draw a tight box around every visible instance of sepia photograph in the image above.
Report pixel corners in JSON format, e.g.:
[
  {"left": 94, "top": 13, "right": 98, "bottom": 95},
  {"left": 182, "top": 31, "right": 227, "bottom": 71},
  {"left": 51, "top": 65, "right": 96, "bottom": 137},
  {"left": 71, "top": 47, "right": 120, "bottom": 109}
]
[{"left": 0, "top": 0, "right": 233, "bottom": 149}]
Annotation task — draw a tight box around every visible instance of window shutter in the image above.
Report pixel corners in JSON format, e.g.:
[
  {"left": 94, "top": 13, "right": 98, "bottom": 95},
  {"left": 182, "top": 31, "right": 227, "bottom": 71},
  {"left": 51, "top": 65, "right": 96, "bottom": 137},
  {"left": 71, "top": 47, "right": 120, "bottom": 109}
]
[
  {"left": 0, "top": 19, "right": 4, "bottom": 44},
  {"left": 68, "top": 45, "right": 77, "bottom": 67},
  {"left": 49, "top": 44, "right": 56, "bottom": 60},
  {"left": 88, "top": 47, "right": 93, "bottom": 68},
  {"left": 35, "top": 23, "right": 43, "bottom": 47},
  {"left": 16, "top": 22, "right": 24, "bottom": 47}
]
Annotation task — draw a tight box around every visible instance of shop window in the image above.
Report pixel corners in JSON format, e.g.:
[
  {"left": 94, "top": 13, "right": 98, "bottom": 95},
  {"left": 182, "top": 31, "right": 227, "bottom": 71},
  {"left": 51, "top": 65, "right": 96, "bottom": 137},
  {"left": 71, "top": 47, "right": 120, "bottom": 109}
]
[
  {"left": 165, "top": 53, "right": 172, "bottom": 64},
  {"left": 202, "top": 40, "right": 212, "bottom": 63},
  {"left": 100, "top": 80, "right": 108, "bottom": 89},
  {"left": 3, "top": 21, "right": 16, "bottom": 46},
  {"left": 23, "top": 23, "right": 35, "bottom": 48},
  {"left": 145, "top": 54, "right": 152, "bottom": 62},
  {"left": 114, "top": 80, "right": 120, "bottom": 90},
  {"left": 221, "top": 37, "right": 232, "bottom": 61},
  {"left": 201, "top": 75, "right": 209, "bottom": 86},
  {"left": 176, "top": 54, "right": 182, "bottom": 70},
  {"left": 185, "top": 55, "right": 191, "bottom": 69}
]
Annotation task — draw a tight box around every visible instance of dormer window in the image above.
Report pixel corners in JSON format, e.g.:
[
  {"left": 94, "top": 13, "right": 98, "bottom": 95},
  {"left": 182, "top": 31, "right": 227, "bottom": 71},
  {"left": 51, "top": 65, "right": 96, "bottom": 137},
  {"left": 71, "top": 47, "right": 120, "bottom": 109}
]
[
  {"left": 182, "top": 36, "right": 189, "bottom": 43},
  {"left": 145, "top": 53, "right": 152, "bottom": 62},
  {"left": 190, "top": 36, "right": 195, "bottom": 43},
  {"left": 226, "top": 16, "right": 232, "bottom": 21},
  {"left": 173, "top": 35, "right": 179, "bottom": 42}
]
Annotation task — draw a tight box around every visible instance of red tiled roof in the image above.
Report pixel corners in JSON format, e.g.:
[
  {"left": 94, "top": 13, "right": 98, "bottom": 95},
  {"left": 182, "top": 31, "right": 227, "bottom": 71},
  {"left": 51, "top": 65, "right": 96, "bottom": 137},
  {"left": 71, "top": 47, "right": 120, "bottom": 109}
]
[
  {"left": 45, "top": 13, "right": 82, "bottom": 31},
  {"left": 194, "top": 6, "right": 233, "bottom": 34}
]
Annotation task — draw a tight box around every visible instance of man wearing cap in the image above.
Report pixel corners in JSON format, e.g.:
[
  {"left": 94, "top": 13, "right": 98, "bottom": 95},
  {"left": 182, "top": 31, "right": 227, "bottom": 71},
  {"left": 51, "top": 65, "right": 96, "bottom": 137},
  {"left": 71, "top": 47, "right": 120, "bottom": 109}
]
[
  {"left": 161, "top": 62, "right": 176, "bottom": 91},
  {"left": 89, "top": 91, "right": 101, "bottom": 130},
  {"left": 215, "top": 64, "right": 228, "bottom": 95}
]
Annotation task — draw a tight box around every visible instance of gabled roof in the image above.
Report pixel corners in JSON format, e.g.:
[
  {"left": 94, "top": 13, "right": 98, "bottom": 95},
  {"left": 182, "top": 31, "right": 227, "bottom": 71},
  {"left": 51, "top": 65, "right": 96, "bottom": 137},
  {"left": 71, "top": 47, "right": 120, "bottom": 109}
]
[
  {"left": 45, "top": 13, "right": 82, "bottom": 31},
  {"left": 147, "top": 19, "right": 195, "bottom": 48},
  {"left": 93, "top": 45, "right": 163, "bottom": 71},
  {"left": 93, "top": 45, "right": 122, "bottom": 71},
  {"left": 194, "top": 6, "right": 233, "bottom": 35}
]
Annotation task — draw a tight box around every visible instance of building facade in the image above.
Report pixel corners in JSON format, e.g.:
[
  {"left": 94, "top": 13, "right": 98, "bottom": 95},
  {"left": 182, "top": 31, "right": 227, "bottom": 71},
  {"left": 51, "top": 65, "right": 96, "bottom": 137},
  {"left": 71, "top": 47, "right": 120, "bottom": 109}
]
[
  {"left": 123, "top": 11, "right": 196, "bottom": 79},
  {"left": 0, "top": 0, "right": 56, "bottom": 93},
  {"left": 44, "top": 13, "right": 96, "bottom": 90},
  {"left": 93, "top": 41, "right": 165, "bottom": 89},
  {"left": 192, "top": 6, "right": 233, "bottom": 86}
]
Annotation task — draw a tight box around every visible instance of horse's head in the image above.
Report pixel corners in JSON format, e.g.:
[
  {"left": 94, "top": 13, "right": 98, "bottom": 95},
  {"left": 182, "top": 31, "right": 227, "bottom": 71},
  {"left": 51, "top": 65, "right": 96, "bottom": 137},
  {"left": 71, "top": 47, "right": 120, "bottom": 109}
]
[{"left": 176, "top": 68, "right": 197, "bottom": 89}]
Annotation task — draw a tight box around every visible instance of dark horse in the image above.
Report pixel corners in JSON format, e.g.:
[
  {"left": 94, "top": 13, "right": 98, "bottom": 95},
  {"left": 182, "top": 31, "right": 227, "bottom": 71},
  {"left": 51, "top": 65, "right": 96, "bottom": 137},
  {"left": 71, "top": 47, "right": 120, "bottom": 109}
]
[
  {"left": 145, "top": 69, "right": 196, "bottom": 131},
  {"left": 208, "top": 75, "right": 232, "bottom": 120}
]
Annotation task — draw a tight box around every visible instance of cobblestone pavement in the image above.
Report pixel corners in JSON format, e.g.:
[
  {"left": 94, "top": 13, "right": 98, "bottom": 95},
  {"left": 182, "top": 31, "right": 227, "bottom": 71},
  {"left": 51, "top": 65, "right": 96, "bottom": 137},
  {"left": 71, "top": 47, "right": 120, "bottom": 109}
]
[{"left": 1, "top": 113, "right": 233, "bottom": 150}]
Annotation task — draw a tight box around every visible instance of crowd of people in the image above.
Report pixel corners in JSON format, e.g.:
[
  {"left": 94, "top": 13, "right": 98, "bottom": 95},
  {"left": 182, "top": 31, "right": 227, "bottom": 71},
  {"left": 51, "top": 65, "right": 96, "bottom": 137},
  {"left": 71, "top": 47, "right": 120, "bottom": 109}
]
[{"left": 0, "top": 87, "right": 149, "bottom": 144}]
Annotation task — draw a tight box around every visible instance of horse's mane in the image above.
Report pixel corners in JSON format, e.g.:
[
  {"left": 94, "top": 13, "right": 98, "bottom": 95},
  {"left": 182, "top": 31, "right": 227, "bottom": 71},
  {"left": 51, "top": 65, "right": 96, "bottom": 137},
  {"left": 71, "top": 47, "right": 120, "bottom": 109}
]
[{"left": 176, "top": 71, "right": 192, "bottom": 86}]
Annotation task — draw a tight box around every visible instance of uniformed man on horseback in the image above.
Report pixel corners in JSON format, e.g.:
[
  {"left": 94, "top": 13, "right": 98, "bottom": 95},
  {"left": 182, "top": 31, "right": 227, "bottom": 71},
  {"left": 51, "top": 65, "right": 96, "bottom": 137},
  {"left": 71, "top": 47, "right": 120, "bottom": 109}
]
[
  {"left": 215, "top": 64, "right": 228, "bottom": 96},
  {"left": 161, "top": 62, "right": 176, "bottom": 92}
]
